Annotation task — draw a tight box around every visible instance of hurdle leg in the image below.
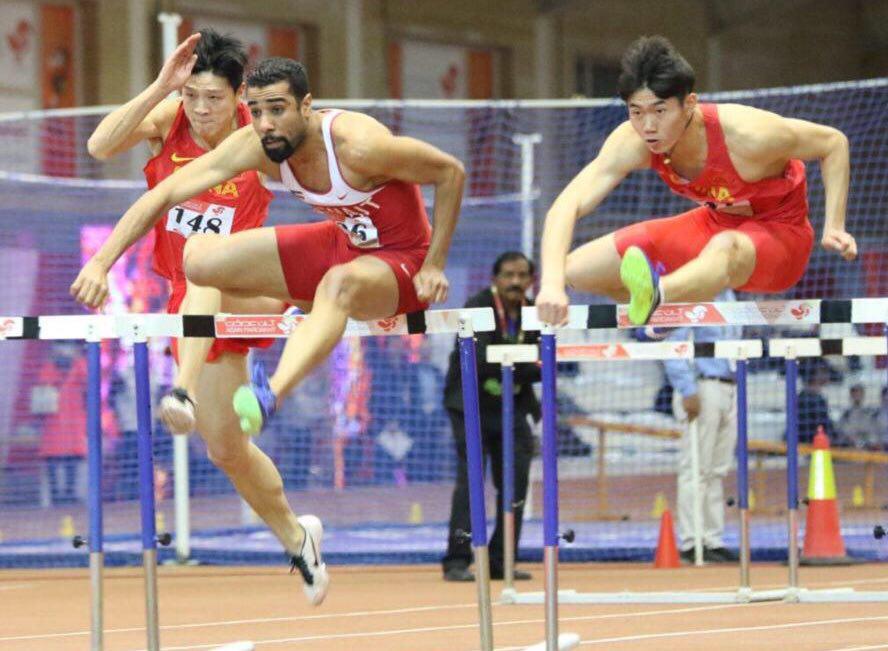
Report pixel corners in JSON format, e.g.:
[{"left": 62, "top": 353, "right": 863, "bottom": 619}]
[
  {"left": 134, "top": 337, "right": 161, "bottom": 651},
  {"left": 538, "top": 327, "right": 578, "bottom": 650},
  {"left": 501, "top": 358, "right": 516, "bottom": 597},
  {"left": 735, "top": 359, "right": 751, "bottom": 591},
  {"left": 784, "top": 354, "right": 801, "bottom": 599},
  {"left": 458, "top": 317, "right": 493, "bottom": 651},
  {"left": 86, "top": 338, "right": 104, "bottom": 651}
]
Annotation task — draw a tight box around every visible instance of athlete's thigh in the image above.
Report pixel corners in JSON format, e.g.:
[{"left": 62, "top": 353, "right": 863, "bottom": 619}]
[
  {"left": 565, "top": 233, "right": 625, "bottom": 298},
  {"left": 613, "top": 206, "right": 714, "bottom": 274},
  {"left": 325, "top": 254, "right": 400, "bottom": 320},
  {"left": 190, "top": 227, "right": 291, "bottom": 301},
  {"left": 220, "top": 293, "right": 296, "bottom": 315},
  {"left": 193, "top": 352, "right": 250, "bottom": 452}
]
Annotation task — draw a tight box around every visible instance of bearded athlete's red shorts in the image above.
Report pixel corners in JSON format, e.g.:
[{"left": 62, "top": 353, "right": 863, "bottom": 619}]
[
  {"left": 166, "top": 283, "right": 275, "bottom": 363},
  {"left": 275, "top": 221, "right": 429, "bottom": 315},
  {"left": 614, "top": 205, "right": 814, "bottom": 293}
]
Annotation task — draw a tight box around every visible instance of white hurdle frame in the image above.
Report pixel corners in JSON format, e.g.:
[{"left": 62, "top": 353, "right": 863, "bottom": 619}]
[
  {"left": 503, "top": 297, "right": 888, "bottom": 607},
  {"left": 0, "top": 307, "right": 498, "bottom": 651},
  {"left": 490, "top": 339, "right": 787, "bottom": 605}
]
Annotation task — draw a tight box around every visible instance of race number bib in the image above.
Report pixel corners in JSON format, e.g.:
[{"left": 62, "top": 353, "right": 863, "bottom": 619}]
[
  {"left": 166, "top": 199, "right": 235, "bottom": 238},
  {"left": 337, "top": 215, "right": 380, "bottom": 248}
]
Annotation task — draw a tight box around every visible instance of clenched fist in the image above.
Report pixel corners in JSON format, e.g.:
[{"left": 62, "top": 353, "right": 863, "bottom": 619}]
[
  {"left": 821, "top": 227, "right": 857, "bottom": 261},
  {"left": 70, "top": 258, "right": 110, "bottom": 309},
  {"left": 413, "top": 264, "right": 449, "bottom": 304}
]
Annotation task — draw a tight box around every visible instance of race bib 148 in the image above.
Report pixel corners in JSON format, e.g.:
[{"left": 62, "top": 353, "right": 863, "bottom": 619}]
[{"left": 166, "top": 199, "right": 235, "bottom": 238}]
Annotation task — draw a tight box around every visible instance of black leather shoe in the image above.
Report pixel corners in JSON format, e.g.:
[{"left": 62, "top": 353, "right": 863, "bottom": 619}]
[
  {"left": 490, "top": 567, "right": 532, "bottom": 580},
  {"left": 443, "top": 567, "right": 475, "bottom": 582},
  {"left": 679, "top": 548, "right": 695, "bottom": 564}
]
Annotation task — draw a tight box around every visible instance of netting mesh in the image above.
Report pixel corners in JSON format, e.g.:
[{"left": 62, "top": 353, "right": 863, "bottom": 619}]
[{"left": 0, "top": 80, "right": 885, "bottom": 565}]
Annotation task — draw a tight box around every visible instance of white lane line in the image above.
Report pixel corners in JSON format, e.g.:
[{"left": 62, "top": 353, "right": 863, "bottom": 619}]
[
  {"left": 577, "top": 614, "right": 888, "bottom": 646},
  {"left": 0, "top": 602, "right": 478, "bottom": 642},
  {"left": 138, "top": 602, "right": 759, "bottom": 651},
  {"left": 0, "top": 583, "right": 34, "bottom": 592}
]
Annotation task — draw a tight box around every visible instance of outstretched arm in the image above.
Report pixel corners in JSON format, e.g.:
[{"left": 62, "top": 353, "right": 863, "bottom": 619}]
[
  {"left": 537, "top": 121, "right": 649, "bottom": 325},
  {"left": 71, "top": 127, "right": 266, "bottom": 308},
  {"left": 781, "top": 117, "right": 854, "bottom": 260},
  {"left": 87, "top": 33, "right": 201, "bottom": 160},
  {"left": 347, "top": 122, "right": 466, "bottom": 304}
]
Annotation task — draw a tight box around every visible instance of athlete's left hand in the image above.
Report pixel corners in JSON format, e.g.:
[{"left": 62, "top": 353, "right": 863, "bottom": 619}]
[
  {"left": 414, "top": 264, "right": 449, "bottom": 304},
  {"left": 821, "top": 227, "right": 858, "bottom": 261}
]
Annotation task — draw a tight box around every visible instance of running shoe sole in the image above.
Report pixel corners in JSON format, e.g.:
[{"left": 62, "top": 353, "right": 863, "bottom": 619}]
[
  {"left": 296, "top": 515, "right": 330, "bottom": 606},
  {"left": 620, "top": 246, "right": 658, "bottom": 326}
]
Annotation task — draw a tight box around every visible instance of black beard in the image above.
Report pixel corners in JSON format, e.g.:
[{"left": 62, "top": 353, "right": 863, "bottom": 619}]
[{"left": 261, "top": 137, "right": 297, "bottom": 163}]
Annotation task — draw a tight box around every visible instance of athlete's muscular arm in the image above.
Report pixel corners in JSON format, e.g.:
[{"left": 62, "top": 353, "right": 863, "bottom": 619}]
[
  {"left": 71, "top": 127, "right": 267, "bottom": 308},
  {"left": 343, "top": 117, "right": 465, "bottom": 304},
  {"left": 87, "top": 34, "right": 200, "bottom": 160},
  {"left": 726, "top": 105, "right": 855, "bottom": 261},
  {"left": 536, "top": 121, "right": 650, "bottom": 325},
  {"left": 782, "top": 117, "right": 855, "bottom": 260}
]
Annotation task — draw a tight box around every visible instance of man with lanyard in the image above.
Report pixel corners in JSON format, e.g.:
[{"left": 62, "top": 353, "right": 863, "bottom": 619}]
[
  {"left": 658, "top": 288, "right": 740, "bottom": 563},
  {"left": 441, "top": 251, "right": 540, "bottom": 582}
]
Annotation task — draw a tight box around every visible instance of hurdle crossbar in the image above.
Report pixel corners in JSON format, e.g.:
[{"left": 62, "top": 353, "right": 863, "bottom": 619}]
[
  {"left": 521, "top": 297, "right": 888, "bottom": 330},
  {"left": 0, "top": 307, "right": 496, "bottom": 341}
]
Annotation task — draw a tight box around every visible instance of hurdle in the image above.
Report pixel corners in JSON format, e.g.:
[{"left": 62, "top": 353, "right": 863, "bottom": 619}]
[
  {"left": 0, "top": 307, "right": 497, "bottom": 651},
  {"left": 495, "top": 298, "right": 888, "bottom": 612}
]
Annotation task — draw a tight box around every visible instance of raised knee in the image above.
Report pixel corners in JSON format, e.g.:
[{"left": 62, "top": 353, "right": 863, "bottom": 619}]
[
  {"left": 183, "top": 235, "right": 223, "bottom": 287},
  {"left": 319, "top": 264, "right": 363, "bottom": 310}
]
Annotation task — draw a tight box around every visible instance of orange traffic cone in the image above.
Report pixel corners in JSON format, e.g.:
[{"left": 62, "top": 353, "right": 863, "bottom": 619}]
[
  {"left": 800, "top": 426, "right": 855, "bottom": 565},
  {"left": 653, "top": 509, "right": 681, "bottom": 568}
]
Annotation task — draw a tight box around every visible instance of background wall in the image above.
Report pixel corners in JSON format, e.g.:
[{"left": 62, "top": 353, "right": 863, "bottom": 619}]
[{"left": 1, "top": 0, "right": 885, "bottom": 111}]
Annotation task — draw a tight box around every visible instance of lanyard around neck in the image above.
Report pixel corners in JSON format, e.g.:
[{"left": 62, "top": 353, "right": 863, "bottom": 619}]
[{"left": 491, "top": 286, "right": 524, "bottom": 343}]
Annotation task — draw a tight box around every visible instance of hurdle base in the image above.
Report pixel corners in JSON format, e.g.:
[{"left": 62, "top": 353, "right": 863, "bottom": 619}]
[
  {"left": 522, "top": 633, "right": 580, "bottom": 650},
  {"left": 789, "top": 588, "right": 888, "bottom": 603},
  {"left": 500, "top": 586, "right": 518, "bottom": 602},
  {"left": 503, "top": 588, "right": 786, "bottom": 604}
]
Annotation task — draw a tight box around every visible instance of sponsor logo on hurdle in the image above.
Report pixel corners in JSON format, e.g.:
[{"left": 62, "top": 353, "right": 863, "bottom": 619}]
[
  {"left": 618, "top": 300, "right": 820, "bottom": 327},
  {"left": 618, "top": 303, "right": 724, "bottom": 327},
  {"left": 557, "top": 343, "right": 629, "bottom": 359},
  {"left": 375, "top": 316, "right": 400, "bottom": 332},
  {"left": 791, "top": 302, "right": 813, "bottom": 319},
  {"left": 215, "top": 315, "right": 294, "bottom": 338},
  {"left": 0, "top": 317, "right": 23, "bottom": 339}
]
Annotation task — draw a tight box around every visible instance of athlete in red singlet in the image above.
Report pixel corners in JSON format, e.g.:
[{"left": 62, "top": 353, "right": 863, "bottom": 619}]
[
  {"left": 72, "top": 57, "right": 465, "bottom": 605},
  {"left": 536, "top": 35, "right": 856, "bottom": 326},
  {"left": 146, "top": 101, "right": 271, "bottom": 322},
  {"left": 74, "top": 34, "right": 325, "bottom": 606}
]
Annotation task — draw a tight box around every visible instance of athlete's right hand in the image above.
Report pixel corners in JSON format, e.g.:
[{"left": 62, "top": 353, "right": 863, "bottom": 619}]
[
  {"left": 156, "top": 33, "right": 201, "bottom": 94},
  {"left": 70, "top": 258, "right": 110, "bottom": 309},
  {"left": 535, "top": 284, "right": 570, "bottom": 326}
]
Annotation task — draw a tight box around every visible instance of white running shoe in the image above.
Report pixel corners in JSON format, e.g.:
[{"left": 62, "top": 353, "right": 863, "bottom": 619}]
[
  {"left": 158, "top": 387, "right": 196, "bottom": 435},
  {"left": 290, "top": 515, "right": 330, "bottom": 606}
]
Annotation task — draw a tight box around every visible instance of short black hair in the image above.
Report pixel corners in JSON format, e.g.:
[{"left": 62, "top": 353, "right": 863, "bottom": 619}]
[
  {"left": 492, "top": 251, "right": 535, "bottom": 276},
  {"left": 246, "top": 57, "right": 310, "bottom": 101},
  {"left": 191, "top": 29, "right": 247, "bottom": 91},
  {"left": 617, "top": 35, "right": 695, "bottom": 103}
]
